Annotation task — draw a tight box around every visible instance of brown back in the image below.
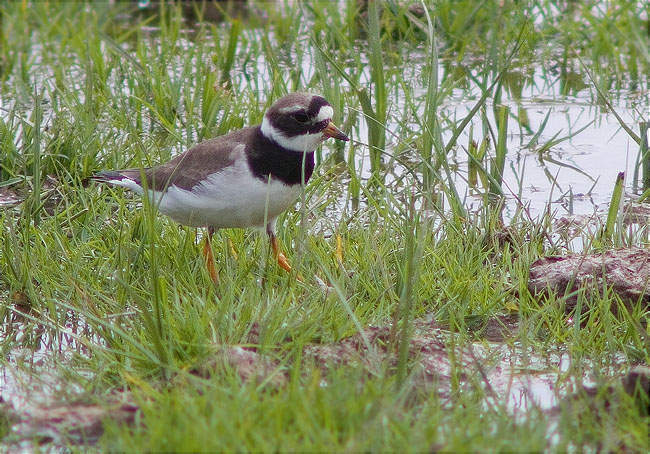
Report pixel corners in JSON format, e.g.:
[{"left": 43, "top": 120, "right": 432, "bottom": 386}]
[{"left": 121, "top": 127, "right": 257, "bottom": 192}]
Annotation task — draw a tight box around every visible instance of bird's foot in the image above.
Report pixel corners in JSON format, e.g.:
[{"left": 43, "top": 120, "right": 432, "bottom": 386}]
[
  {"left": 276, "top": 251, "right": 293, "bottom": 273},
  {"left": 269, "top": 235, "right": 303, "bottom": 282},
  {"left": 277, "top": 252, "right": 305, "bottom": 282}
]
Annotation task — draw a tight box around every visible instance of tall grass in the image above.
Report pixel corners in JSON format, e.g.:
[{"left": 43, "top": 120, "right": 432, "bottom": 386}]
[
  {"left": 0, "top": 0, "right": 648, "bottom": 451},
  {"left": 640, "top": 121, "right": 650, "bottom": 190}
]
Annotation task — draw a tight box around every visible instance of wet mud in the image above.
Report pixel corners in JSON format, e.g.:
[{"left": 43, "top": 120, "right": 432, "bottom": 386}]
[{"left": 529, "top": 247, "right": 650, "bottom": 311}]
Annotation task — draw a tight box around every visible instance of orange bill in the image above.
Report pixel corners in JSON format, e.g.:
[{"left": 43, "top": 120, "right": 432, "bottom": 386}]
[{"left": 322, "top": 121, "right": 349, "bottom": 141}]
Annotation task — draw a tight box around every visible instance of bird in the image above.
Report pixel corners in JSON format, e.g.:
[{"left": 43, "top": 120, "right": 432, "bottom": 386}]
[{"left": 91, "top": 92, "right": 349, "bottom": 283}]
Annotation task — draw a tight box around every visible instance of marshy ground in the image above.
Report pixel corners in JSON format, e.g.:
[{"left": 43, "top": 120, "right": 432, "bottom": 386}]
[{"left": 0, "top": 1, "right": 648, "bottom": 451}]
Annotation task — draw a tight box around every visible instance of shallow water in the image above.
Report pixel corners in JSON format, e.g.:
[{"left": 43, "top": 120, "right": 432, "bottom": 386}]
[{"left": 352, "top": 61, "right": 645, "bottom": 220}]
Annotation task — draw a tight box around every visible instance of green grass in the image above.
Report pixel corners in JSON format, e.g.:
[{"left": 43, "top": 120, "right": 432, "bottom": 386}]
[{"left": 0, "top": 0, "right": 648, "bottom": 451}]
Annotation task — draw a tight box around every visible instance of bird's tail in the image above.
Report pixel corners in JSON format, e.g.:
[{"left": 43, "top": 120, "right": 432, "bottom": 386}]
[{"left": 88, "top": 169, "right": 144, "bottom": 193}]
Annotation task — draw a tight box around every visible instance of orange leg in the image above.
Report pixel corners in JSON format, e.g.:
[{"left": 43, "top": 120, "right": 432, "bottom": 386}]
[
  {"left": 267, "top": 223, "right": 302, "bottom": 279},
  {"left": 202, "top": 226, "right": 219, "bottom": 284},
  {"left": 269, "top": 232, "right": 293, "bottom": 273}
]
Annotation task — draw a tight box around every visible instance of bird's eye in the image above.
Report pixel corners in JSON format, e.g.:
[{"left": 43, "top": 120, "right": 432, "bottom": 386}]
[{"left": 292, "top": 112, "right": 309, "bottom": 123}]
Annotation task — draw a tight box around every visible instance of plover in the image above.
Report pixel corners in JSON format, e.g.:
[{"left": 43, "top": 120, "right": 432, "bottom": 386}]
[{"left": 92, "top": 92, "right": 349, "bottom": 283}]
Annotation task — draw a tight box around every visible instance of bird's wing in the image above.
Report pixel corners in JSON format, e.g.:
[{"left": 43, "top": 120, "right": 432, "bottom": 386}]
[{"left": 93, "top": 127, "right": 257, "bottom": 192}]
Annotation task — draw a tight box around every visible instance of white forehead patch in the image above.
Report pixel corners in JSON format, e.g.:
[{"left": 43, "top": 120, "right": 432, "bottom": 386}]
[
  {"left": 278, "top": 105, "right": 306, "bottom": 114},
  {"left": 315, "top": 105, "right": 333, "bottom": 122}
]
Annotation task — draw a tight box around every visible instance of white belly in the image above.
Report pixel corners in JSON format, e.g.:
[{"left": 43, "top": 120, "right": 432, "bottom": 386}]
[{"left": 152, "top": 164, "right": 302, "bottom": 228}]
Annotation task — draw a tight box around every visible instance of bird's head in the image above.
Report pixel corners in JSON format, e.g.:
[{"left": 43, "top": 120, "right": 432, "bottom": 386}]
[{"left": 261, "top": 93, "right": 349, "bottom": 152}]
